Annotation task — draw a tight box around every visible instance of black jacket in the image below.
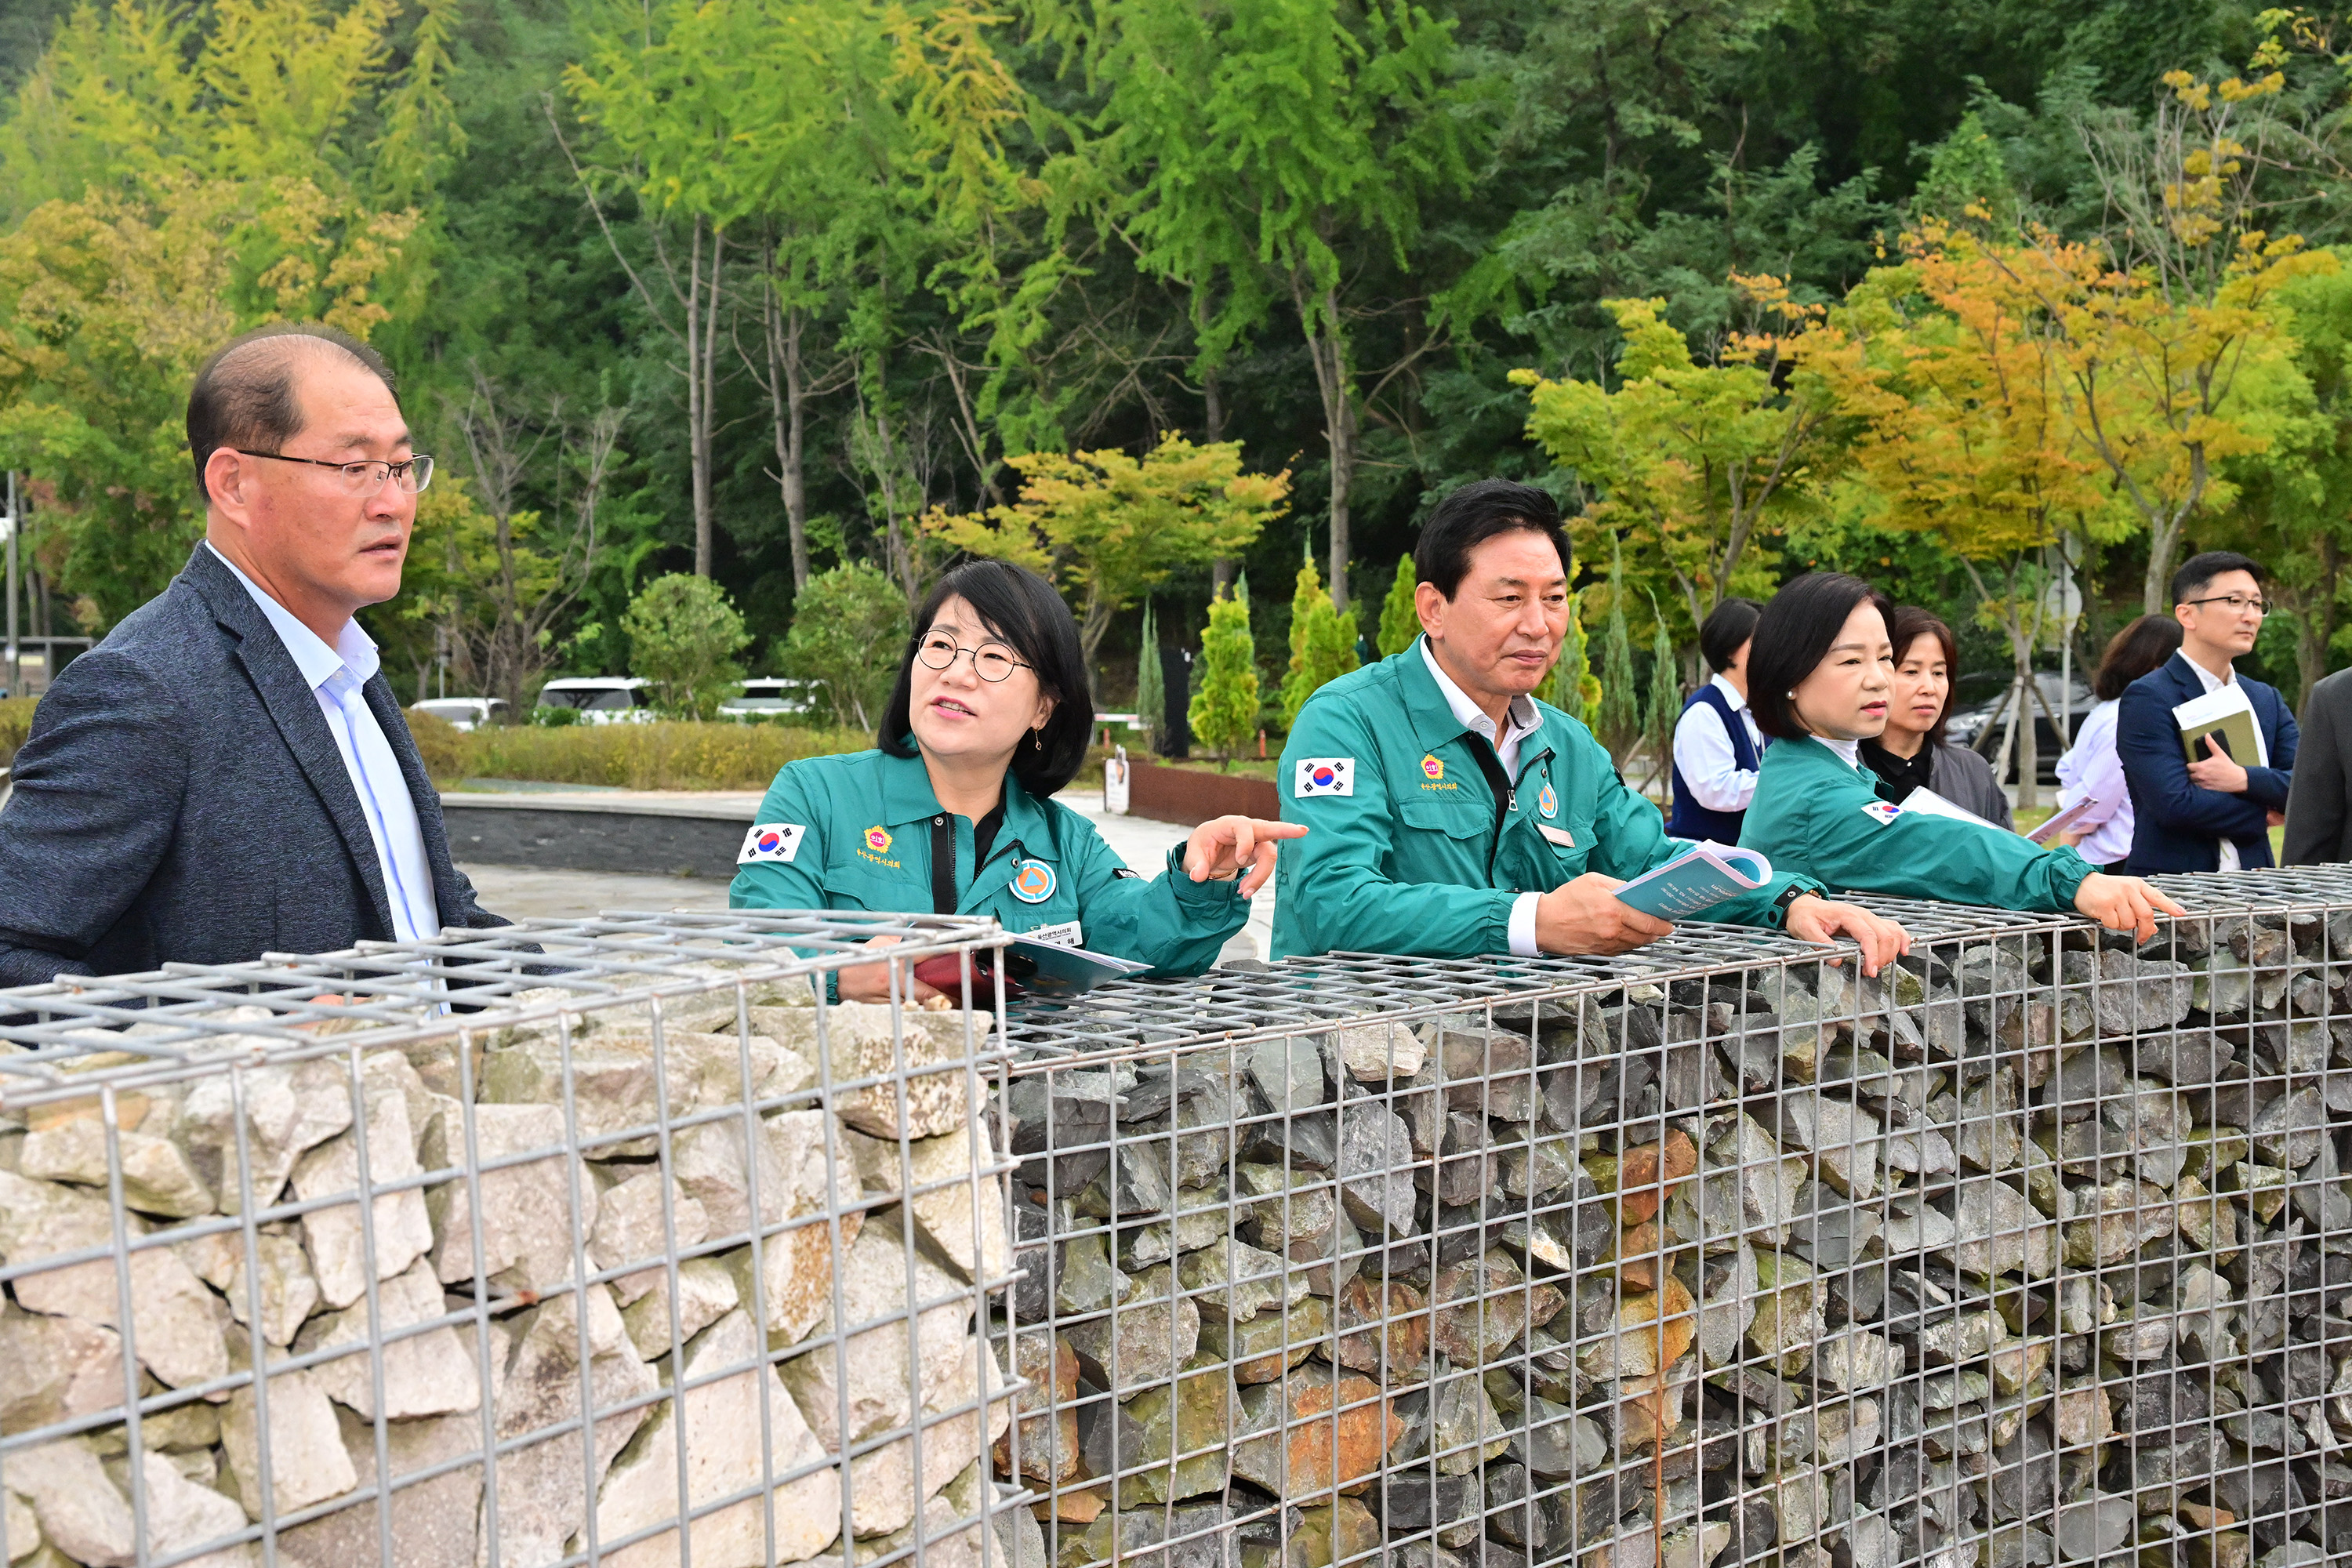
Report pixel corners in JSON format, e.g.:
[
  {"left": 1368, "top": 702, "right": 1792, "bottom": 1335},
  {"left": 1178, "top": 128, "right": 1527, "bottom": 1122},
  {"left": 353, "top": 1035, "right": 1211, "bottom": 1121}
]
[
  {"left": 2285, "top": 666, "right": 2352, "bottom": 865},
  {"left": 0, "top": 545, "right": 505, "bottom": 986}
]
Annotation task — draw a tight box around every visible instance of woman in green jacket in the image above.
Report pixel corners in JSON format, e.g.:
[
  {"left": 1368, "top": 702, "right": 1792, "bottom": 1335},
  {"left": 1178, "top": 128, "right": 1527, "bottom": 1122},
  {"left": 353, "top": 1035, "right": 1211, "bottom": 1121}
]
[
  {"left": 1738, "top": 573, "right": 2183, "bottom": 940},
  {"left": 731, "top": 559, "right": 1299, "bottom": 1000}
]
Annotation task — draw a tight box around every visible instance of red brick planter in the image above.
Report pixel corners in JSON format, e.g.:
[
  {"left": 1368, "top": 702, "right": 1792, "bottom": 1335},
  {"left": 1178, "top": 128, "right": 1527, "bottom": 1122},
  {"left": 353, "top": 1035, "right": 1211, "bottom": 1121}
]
[{"left": 1123, "top": 757, "right": 1280, "bottom": 827}]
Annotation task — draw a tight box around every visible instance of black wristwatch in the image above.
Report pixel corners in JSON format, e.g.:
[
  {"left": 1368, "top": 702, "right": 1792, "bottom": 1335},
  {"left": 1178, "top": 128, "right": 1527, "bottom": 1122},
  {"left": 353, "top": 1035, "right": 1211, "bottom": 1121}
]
[{"left": 1769, "top": 884, "right": 1813, "bottom": 926}]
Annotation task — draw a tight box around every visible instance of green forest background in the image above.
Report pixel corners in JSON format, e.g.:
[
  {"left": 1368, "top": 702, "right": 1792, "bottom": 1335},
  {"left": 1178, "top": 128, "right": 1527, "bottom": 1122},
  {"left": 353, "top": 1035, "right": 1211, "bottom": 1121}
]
[{"left": 3, "top": 0, "right": 2350, "bottom": 764}]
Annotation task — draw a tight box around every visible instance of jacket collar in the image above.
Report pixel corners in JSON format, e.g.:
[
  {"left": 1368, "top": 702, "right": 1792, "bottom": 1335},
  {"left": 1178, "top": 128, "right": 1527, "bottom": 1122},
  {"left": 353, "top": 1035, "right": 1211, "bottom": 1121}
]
[
  {"left": 178, "top": 544, "right": 398, "bottom": 936},
  {"left": 1397, "top": 639, "right": 1489, "bottom": 752},
  {"left": 876, "top": 746, "right": 1057, "bottom": 863},
  {"left": 1397, "top": 638, "right": 1557, "bottom": 771}
]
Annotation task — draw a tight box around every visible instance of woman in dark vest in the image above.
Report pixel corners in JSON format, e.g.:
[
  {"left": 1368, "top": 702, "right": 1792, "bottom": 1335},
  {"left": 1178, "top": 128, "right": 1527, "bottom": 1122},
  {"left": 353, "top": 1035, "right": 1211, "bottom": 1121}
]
[
  {"left": 1860, "top": 605, "right": 2013, "bottom": 825},
  {"left": 1668, "top": 597, "right": 1765, "bottom": 841}
]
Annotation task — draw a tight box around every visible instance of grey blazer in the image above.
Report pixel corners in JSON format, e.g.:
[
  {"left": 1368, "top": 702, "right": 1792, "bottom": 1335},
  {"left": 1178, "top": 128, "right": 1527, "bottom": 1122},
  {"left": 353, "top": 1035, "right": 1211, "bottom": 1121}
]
[
  {"left": 2285, "top": 667, "right": 2352, "bottom": 865},
  {"left": 0, "top": 545, "right": 505, "bottom": 987},
  {"left": 1929, "top": 743, "right": 2013, "bottom": 830}
]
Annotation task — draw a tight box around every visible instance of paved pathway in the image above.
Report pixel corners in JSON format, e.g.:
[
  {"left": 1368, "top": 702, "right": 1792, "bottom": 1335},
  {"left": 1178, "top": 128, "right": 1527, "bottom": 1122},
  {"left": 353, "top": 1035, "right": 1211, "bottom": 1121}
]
[{"left": 458, "top": 786, "right": 1278, "bottom": 960}]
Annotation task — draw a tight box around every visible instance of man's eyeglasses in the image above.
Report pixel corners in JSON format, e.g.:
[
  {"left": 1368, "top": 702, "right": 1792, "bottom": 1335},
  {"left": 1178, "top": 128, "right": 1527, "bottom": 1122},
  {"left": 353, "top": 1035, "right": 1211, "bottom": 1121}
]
[
  {"left": 237, "top": 450, "right": 435, "bottom": 495},
  {"left": 915, "top": 633, "right": 1029, "bottom": 681},
  {"left": 2182, "top": 593, "right": 2267, "bottom": 616}
]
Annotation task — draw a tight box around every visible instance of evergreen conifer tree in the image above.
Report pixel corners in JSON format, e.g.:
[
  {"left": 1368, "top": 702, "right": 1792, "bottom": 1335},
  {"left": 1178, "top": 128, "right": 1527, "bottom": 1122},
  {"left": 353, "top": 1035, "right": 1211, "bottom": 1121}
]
[
  {"left": 1377, "top": 555, "right": 1418, "bottom": 657},
  {"left": 1280, "top": 558, "right": 1359, "bottom": 727},
  {"left": 1189, "top": 585, "right": 1260, "bottom": 766},
  {"left": 1596, "top": 546, "right": 1640, "bottom": 758},
  {"left": 1548, "top": 589, "right": 1597, "bottom": 726},
  {"left": 1644, "top": 606, "right": 1682, "bottom": 791},
  {"left": 1135, "top": 599, "right": 1164, "bottom": 748}
]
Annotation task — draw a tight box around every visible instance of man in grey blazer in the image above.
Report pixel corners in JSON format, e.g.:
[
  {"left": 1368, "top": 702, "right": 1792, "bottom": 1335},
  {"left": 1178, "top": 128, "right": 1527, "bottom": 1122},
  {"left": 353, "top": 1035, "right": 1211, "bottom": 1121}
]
[
  {"left": 2286, "top": 666, "right": 2352, "bottom": 864},
  {"left": 0, "top": 324, "right": 509, "bottom": 987}
]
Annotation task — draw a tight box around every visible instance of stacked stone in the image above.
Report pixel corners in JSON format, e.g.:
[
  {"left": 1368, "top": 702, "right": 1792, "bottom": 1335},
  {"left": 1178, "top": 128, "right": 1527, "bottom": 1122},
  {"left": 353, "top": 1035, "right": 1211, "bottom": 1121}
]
[
  {"left": 993, "top": 909, "right": 2352, "bottom": 1568},
  {"left": 0, "top": 986, "right": 1028, "bottom": 1568}
]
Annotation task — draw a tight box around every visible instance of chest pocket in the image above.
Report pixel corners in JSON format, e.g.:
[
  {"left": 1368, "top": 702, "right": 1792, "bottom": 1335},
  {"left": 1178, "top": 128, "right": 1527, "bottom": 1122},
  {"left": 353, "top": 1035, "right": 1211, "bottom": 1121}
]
[
  {"left": 826, "top": 835, "right": 922, "bottom": 912},
  {"left": 1397, "top": 799, "right": 1489, "bottom": 840}
]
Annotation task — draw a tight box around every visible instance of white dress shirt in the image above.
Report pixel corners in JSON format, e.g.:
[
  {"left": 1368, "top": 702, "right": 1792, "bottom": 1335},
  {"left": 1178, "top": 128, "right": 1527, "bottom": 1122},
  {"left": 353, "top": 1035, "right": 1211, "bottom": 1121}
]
[
  {"left": 2183, "top": 654, "right": 2265, "bottom": 873},
  {"left": 1671, "top": 673, "right": 1763, "bottom": 811},
  {"left": 1418, "top": 641, "right": 1548, "bottom": 956},
  {"left": 2054, "top": 699, "right": 2134, "bottom": 866},
  {"left": 207, "top": 543, "right": 440, "bottom": 941}
]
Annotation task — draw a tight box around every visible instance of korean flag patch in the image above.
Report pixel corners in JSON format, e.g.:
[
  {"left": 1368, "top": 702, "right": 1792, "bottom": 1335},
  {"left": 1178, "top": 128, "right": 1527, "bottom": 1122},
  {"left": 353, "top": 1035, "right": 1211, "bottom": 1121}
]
[
  {"left": 1860, "top": 800, "right": 1902, "bottom": 826},
  {"left": 1294, "top": 757, "right": 1355, "bottom": 798},
  {"left": 739, "top": 822, "right": 807, "bottom": 864}
]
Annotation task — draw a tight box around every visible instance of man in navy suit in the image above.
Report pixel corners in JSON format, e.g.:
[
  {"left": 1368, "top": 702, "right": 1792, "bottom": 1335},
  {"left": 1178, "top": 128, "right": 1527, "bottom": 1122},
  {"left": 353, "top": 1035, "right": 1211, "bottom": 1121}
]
[
  {"left": 2116, "top": 550, "right": 2298, "bottom": 873},
  {"left": 0, "top": 324, "right": 509, "bottom": 987}
]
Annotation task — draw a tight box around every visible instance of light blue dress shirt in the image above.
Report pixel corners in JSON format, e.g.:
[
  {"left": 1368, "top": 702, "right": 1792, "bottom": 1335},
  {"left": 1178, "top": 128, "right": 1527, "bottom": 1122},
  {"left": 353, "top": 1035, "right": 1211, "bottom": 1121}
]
[{"left": 205, "top": 543, "right": 440, "bottom": 942}]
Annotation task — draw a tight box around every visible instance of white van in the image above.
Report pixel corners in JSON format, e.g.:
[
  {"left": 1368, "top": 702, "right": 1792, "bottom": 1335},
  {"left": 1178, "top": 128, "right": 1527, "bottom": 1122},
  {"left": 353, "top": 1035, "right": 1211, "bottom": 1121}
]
[
  {"left": 535, "top": 677, "right": 655, "bottom": 724},
  {"left": 718, "top": 677, "right": 826, "bottom": 720},
  {"left": 411, "top": 697, "right": 508, "bottom": 732}
]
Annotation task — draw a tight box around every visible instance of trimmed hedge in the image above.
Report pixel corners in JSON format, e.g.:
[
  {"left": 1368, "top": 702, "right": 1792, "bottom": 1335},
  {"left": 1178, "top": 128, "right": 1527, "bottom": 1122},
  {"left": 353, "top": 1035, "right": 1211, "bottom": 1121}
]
[
  {"left": 448, "top": 720, "right": 873, "bottom": 791},
  {"left": 0, "top": 697, "right": 38, "bottom": 763}
]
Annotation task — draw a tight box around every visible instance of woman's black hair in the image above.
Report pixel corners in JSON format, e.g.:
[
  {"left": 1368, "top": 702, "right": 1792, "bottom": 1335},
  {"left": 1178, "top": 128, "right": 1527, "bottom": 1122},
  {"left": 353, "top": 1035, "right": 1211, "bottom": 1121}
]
[
  {"left": 878, "top": 559, "right": 1094, "bottom": 798},
  {"left": 1749, "top": 572, "right": 1895, "bottom": 741},
  {"left": 1698, "top": 597, "right": 1763, "bottom": 673},
  {"left": 2093, "top": 613, "right": 2185, "bottom": 701}
]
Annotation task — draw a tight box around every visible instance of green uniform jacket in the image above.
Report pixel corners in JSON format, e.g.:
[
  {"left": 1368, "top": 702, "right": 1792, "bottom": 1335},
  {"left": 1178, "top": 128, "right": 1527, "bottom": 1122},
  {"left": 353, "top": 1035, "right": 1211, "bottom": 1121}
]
[
  {"left": 1739, "top": 734, "right": 2094, "bottom": 912},
  {"left": 729, "top": 747, "right": 1246, "bottom": 975},
  {"left": 1270, "top": 641, "right": 1825, "bottom": 960}
]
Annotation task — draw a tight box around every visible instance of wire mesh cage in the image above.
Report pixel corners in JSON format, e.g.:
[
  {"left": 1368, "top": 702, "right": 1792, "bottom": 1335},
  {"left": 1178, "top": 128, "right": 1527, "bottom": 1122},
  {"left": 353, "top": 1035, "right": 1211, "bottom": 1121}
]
[
  {"left": 0, "top": 910, "right": 1033, "bottom": 1568},
  {"left": 985, "top": 873, "right": 2352, "bottom": 1568}
]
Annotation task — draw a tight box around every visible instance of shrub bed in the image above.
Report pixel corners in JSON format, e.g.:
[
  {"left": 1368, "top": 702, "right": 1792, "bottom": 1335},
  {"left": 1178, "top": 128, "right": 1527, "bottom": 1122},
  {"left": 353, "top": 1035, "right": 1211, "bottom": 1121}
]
[{"left": 426, "top": 717, "right": 872, "bottom": 791}]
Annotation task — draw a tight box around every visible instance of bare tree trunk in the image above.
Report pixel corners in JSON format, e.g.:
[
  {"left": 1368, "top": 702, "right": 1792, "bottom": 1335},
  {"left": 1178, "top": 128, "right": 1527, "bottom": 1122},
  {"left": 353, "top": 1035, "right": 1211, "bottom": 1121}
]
[
  {"left": 1205, "top": 363, "right": 1233, "bottom": 595},
  {"left": 1296, "top": 281, "right": 1356, "bottom": 612},
  {"left": 764, "top": 278, "right": 811, "bottom": 590},
  {"left": 546, "top": 102, "right": 729, "bottom": 582},
  {"left": 686, "top": 219, "right": 725, "bottom": 579}
]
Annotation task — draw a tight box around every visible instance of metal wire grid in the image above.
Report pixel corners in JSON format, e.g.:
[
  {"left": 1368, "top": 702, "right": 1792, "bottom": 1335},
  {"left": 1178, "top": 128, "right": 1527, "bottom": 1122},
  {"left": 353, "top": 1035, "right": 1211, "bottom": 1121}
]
[
  {"left": 986, "top": 873, "right": 2352, "bottom": 1568},
  {"left": 0, "top": 911, "right": 1033, "bottom": 1568},
  {"left": 999, "top": 898, "right": 2067, "bottom": 1063}
]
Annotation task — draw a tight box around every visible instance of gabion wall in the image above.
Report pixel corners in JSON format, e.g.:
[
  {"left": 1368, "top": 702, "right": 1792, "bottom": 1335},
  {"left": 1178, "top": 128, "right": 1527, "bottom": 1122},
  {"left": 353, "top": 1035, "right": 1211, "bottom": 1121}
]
[
  {"left": 989, "top": 873, "right": 2352, "bottom": 1568},
  {"left": 0, "top": 912, "right": 1032, "bottom": 1568}
]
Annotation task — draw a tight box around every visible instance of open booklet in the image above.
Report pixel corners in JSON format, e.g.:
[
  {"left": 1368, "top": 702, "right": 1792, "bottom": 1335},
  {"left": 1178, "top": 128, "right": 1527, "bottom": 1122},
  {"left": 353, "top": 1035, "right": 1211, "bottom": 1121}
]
[
  {"left": 1614, "top": 841, "right": 1774, "bottom": 920},
  {"left": 912, "top": 935, "right": 1152, "bottom": 1000},
  {"left": 2172, "top": 681, "right": 2267, "bottom": 769}
]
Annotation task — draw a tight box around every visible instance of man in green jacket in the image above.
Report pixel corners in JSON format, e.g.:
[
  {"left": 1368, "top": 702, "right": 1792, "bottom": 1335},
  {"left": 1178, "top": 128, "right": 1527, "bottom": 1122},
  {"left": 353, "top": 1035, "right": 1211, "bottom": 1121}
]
[{"left": 1271, "top": 479, "right": 1908, "bottom": 969}]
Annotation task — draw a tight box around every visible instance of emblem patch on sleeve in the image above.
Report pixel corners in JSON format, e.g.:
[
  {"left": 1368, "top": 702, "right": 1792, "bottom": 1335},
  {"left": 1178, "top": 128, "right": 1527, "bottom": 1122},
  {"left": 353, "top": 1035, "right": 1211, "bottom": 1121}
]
[
  {"left": 739, "top": 822, "right": 807, "bottom": 864},
  {"left": 1294, "top": 757, "right": 1355, "bottom": 797},
  {"left": 1860, "top": 800, "right": 1902, "bottom": 826}
]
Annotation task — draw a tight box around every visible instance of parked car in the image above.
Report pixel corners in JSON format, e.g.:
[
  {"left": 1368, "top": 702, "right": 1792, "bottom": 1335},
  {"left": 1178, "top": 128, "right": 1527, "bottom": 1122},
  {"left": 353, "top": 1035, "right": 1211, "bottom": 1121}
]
[
  {"left": 718, "top": 677, "right": 826, "bottom": 720},
  {"left": 535, "top": 677, "right": 656, "bottom": 724},
  {"left": 410, "top": 697, "right": 508, "bottom": 732},
  {"left": 1945, "top": 672, "right": 2095, "bottom": 785}
]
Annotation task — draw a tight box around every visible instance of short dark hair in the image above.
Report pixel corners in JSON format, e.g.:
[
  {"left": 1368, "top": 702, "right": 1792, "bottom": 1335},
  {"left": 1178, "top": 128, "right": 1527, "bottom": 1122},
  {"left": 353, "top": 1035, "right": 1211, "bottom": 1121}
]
[
  {"left": 1413, "top": 479, "right": 1571, "bottom": 601},
  {"left": 2170, "top": 550, "right": 2264, "bottom": 606},
  {"left": 1888, "top": 605, "right": 1958, "bottom": 748},
  {"left": 1698, "top": 597, "right": 1762, "bottom": 673},
  {"left": 2094, "top": 612, "right": 2184, "bottom": 701},
  {"left": 880, "top": 559, "right": 1094, "bottom": 797},
  {"left": 1748, "top": 572, "right": 1894, "bottom": 741},
  {"left": 187, "top": 324, "right": 397, "bottom": 502}
]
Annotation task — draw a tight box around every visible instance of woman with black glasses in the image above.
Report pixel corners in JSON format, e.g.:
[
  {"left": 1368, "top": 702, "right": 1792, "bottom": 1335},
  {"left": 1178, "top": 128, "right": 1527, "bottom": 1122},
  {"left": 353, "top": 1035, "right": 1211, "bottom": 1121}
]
[{"left": 731, "top": 559, "right": 1299, "bottom": 1000}]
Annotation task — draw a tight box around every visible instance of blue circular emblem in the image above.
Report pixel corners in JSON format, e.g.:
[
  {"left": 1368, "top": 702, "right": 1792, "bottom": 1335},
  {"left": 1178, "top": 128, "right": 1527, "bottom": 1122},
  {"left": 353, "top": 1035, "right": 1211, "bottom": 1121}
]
[
  {"left": 1010, "top": 858, "right": 1058, "bottom": 904},
  {"left": 1537, "top": 782, "right": 1559, "bottom": 818}
]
